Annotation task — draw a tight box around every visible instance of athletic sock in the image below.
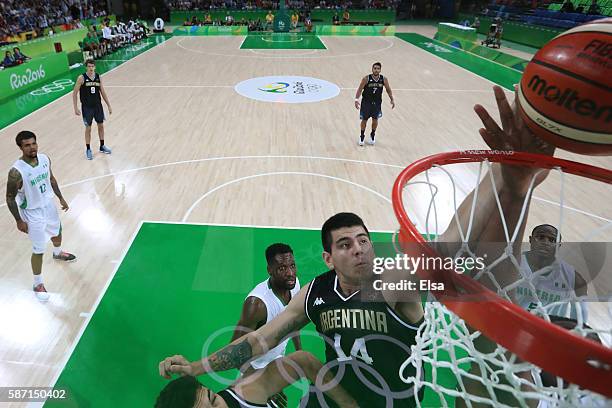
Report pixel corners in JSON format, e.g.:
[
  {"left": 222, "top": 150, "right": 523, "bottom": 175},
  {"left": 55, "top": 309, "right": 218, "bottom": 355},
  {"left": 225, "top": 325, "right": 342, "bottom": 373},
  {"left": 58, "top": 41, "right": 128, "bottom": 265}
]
[
  {"left": 100, "top": 140, "right": 104, "bottom": 147},
  {"left": 360, "top": 130, "right": 365, "bottom": 142},
  {"left": 370, "top": 130, "right": 376, "bottom": 140},
  {"left": 86, "top": 144, "right": 91, "bottom": 150},
  {"left": 34, "top": 275, "right": 43, "bottom": 286},
  {"left": 53, "top": 247, "right": 62, "bottom": 256}
]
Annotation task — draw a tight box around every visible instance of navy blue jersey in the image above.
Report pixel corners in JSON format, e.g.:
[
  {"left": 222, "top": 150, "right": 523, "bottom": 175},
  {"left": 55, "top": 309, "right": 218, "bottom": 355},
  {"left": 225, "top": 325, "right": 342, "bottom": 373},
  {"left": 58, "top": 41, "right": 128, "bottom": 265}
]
[
  {"left": 361, "top": 74, "right": 384, "bottom": 105},
  {"left": 79, "top": 73, "right": 102, "bottom": 107}
]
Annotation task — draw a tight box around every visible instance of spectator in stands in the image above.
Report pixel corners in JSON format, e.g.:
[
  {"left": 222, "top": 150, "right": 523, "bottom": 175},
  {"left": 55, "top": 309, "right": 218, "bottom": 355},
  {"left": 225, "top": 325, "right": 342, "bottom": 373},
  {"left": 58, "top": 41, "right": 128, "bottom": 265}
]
[
  {"left": 332, "top": 11, "right": 340, "bottom": 24},
  {"left": 561, "top": 0, "right": 575, "bottom": 12},
  {"left": 205, "top": 13, "right": 213, "bottom": 24},
  {"left": 305, "top": 13, "right": 313, "bottom": 31},
  {"left": 291, "top": 10, "right": 299, "bottom": 29},
  {"left": 342, "top": 9, "right": 350, "bottom": 22},
  {"left": 265, "top": 10, "right": 274, "bottom": 29},
  {"left": 587, "top": 0, "right": 601, "bottom": 14},
  {"left": 2, "top": 50, "right": 17, "bottom": 67},
  {"left": 101, "top": 22, "right": 118, "bottom": 51},
  {"left": 12, "top": 47, "right": 30, "bottom": 62},
  {"left": 225, "top": 11, "right": 234, "bottom": 25},
  {"left": 83, "top": 31, "right": 100, "bottom": 58},
  {"left": 472, "top": 16, "right": 480, "bottom": 29}
]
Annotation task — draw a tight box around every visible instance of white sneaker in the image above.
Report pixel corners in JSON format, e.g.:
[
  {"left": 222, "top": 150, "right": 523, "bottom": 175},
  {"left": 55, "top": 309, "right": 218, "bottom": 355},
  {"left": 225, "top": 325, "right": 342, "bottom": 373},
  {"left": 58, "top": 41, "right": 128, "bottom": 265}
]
[
  {"left": 33, "top": 283, "right": 50, "bottom": 302},
  {"left": 367, "top": 138, "right": 376, "bottom": 145},
  {"left": 358, "top": 139, "right": 364, "bottom": 146}
]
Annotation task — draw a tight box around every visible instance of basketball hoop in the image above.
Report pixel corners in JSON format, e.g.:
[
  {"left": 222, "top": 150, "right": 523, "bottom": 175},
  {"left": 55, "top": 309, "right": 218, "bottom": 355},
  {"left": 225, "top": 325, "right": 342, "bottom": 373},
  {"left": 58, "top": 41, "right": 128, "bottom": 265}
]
[{"left": 391, "top": 150, "right": 612, "bottom": 403}]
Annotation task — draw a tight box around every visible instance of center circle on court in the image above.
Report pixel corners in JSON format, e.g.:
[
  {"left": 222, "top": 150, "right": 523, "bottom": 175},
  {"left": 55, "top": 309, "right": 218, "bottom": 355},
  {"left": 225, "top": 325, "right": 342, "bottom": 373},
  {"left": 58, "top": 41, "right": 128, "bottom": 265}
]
[{"left": 235, "top": 75, "right": 340, "bottom": 104}]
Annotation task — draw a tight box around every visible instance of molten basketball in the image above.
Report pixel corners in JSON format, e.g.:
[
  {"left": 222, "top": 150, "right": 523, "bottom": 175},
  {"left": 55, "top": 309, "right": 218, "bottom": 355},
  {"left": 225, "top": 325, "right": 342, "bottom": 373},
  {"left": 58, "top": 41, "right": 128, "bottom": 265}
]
[{"left": 518, "top": 18, "right": 612, "bottom": 155}]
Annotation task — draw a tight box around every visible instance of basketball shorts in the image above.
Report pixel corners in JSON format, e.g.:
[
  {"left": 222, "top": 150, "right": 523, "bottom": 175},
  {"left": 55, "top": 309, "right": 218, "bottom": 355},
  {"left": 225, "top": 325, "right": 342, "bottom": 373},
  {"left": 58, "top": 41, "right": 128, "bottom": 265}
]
[
  {"left": 360, "top": 102, "right": 382, "bottom": 120},
  {"left": 217, "top": 388, "right": 269, "bottom": 408},
  {"left": 19, "top": 200, "right": 61, "bottom": 254},
  {"left": 82, "top": 104, "right": 105, "bottom": 126}
]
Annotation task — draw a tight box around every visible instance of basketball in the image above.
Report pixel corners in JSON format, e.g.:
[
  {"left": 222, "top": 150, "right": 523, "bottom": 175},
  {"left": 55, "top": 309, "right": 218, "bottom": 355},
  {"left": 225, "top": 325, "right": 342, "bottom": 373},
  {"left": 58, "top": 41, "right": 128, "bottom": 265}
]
[{"left": 517, "top": 18, "right": 612, "bottom": 156}]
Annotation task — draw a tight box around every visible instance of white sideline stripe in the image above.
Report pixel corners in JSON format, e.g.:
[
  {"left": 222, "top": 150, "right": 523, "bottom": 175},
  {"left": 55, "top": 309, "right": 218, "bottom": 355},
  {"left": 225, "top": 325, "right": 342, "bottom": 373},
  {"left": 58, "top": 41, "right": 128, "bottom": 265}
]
[
  {"left": 143, "top": 220, "right": 395, "bottom": 234},
  {"left": 44, "top": 221, "right": 144, "bottom": 390}
]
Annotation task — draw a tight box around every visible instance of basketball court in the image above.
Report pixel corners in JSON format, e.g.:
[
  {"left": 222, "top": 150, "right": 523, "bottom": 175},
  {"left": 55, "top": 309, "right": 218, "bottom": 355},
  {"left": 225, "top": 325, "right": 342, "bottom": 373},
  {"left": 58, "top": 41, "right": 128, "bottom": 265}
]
[{"left": 0, "top": 25, "right": 610, "bottom": 407}]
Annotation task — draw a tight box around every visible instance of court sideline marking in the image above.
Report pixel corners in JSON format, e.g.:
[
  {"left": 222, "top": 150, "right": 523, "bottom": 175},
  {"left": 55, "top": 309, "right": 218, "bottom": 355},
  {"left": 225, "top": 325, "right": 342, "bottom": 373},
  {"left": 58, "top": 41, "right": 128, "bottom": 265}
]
[{"left": 34, "top": 220, "right": 144, "bottom": 407}]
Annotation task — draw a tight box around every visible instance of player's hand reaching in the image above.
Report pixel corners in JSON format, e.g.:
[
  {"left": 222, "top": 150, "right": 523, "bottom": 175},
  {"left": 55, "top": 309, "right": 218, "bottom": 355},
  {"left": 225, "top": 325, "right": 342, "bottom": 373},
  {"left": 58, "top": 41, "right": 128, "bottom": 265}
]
[
  {"left": 59, "top": 198, "right": 69, "bottom": 211},
  {"left": 354, "top": 100, "right": 360, "bottom": 110},
  {"left": 474, "top": 85, "right": 555, "bottom": 194},
  {"left": 390, "top": 98, "right": 395, "bottom": 109},
  {"left": 473, "top": 85, "right": 553, "bottom": 156},
  {"left": 159, "top": 355, "right": 193, "bottom": 379},
  {"left": 16, "top": 220, "right": 28, "bottom": 234},
  {"left": 74, "top": 108, "right": 81, "bottom": 116},
  {"left": 108, "top": 106, "right": 113, "bottom": 115}
]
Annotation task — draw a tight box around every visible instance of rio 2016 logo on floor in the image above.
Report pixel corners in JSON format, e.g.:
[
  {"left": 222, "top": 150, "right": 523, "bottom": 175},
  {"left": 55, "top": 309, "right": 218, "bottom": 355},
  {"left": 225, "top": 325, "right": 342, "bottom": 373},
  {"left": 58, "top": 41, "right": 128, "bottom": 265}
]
[{"left": 235, "top": 76, "right": 340, "bottom": 103}]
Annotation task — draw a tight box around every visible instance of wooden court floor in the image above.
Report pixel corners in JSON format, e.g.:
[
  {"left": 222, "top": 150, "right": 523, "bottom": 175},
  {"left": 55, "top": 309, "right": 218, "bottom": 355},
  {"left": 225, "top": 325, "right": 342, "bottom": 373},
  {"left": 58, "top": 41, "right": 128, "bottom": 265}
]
[{"left": 0, "top": 30, "right": 610, "bottom": 406}]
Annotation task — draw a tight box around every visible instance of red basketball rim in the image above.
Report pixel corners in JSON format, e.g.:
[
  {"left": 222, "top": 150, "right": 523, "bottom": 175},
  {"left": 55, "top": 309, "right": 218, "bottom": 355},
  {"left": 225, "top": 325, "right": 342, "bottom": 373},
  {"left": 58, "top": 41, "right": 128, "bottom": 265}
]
[{"left": 392, "top": 150, "right": 612, "bottom": 397}]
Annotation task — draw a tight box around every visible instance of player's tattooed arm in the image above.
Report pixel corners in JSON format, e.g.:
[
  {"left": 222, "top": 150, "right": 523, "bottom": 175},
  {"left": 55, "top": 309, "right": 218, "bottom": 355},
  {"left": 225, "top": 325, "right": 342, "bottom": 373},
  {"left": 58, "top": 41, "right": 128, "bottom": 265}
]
[
  {"left": 6, "top": 168, "right": 23, "bottom": 222},
  {"left": 193, "top": 316, "right": 305, "bottom": 376},
  {"left": 205, "top": 339, "right": 253, "bottom": 372},
  {"left": 190, "top": 284, "right": 311, "bottom": 376}
]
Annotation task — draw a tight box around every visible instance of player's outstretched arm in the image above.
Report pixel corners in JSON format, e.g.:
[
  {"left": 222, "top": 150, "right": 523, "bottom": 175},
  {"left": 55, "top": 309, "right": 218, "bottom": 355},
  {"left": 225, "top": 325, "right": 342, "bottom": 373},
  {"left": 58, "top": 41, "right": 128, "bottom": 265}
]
[
  {"left": 237, "top": 351, "right": 359, "bottom": 407},
  {"left": 230, "top": 296, "right": 267, "bottom": 342},
  {"left": 440, "top": 86, "right": 555, "bottom": 255},
  {"left": 159, "top": 282, "right": 311, "bottom": 378}
]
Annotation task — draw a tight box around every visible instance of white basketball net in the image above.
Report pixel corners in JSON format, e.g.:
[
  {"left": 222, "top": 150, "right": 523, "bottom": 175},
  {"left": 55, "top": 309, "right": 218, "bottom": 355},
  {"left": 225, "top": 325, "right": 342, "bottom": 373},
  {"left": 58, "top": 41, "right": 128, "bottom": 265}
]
[{"left": 396, "top": 158, "right": 611, "bottom": 407}]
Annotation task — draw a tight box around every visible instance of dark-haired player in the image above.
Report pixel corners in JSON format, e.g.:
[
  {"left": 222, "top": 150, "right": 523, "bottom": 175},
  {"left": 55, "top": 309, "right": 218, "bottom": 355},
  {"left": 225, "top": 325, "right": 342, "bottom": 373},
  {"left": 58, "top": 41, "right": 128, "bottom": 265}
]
[
  {"left": 72, "top": 59, "right": 113, "bottom": 160},
  {"left": 354, "top": 62, "right": 394, "bottom": 146},
  {"left": 160, "top": 212, "right": 425, "bottom": 407},
  {"left": 5, "top": 131, "right": 76, "bottom": 301},
  {"left": 232, "top": 243, "right": 302, "bottom": 372}
]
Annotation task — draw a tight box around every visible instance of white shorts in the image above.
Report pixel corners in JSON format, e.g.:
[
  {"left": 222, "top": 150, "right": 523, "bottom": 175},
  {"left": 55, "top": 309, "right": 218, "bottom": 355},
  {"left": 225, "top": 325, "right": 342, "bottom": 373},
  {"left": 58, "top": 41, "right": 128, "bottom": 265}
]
[{"left": 19, "top": 200, "right": 61, "bottom": 254}]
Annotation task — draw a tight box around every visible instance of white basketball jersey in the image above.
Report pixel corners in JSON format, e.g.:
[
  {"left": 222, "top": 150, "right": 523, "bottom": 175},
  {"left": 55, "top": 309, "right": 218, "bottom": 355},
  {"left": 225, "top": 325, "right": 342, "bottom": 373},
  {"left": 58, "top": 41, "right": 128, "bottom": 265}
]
[
  {"left": 537, "top": 394, "right": 609, "bottom": 408},
  {"left": 247, "top": 277, "right": 300, "bottom": 369},
  {"left": 12, "top": 154, "right": 53, "bottom": 210},
  {"left": 516, "top": 254, "right": 578, "bottom": 318}
]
